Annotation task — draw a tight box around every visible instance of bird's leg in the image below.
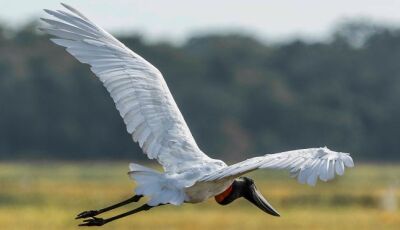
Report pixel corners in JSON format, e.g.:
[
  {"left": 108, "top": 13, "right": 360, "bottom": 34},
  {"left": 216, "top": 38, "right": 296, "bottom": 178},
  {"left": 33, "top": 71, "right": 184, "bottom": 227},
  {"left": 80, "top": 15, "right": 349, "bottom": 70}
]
[
  {"left": 78, "top": 203, "right": 164, "bottom": 226},
  {"left": 75, "top": 194, "right": 143, "bottom": 219}
]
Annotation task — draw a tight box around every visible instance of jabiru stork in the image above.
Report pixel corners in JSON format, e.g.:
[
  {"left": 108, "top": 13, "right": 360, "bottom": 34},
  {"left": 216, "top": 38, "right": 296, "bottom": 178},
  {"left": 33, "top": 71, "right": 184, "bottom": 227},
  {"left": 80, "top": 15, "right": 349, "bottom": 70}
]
[{"left": 41, "top": 3, "right": 354, "bottom": 226}]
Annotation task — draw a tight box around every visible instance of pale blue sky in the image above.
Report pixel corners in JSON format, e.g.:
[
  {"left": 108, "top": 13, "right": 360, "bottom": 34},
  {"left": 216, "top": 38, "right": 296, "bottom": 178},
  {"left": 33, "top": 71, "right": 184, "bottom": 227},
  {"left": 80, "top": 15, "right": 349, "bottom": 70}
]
[{"left": 3, "top": 0, "right": 400, "bottom": 43}]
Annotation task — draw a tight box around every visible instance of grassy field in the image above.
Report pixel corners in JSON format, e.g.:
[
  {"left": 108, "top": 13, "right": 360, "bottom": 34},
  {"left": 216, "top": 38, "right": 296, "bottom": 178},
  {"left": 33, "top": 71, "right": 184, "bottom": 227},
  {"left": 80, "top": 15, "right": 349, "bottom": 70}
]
[{"left": 0, "top": 162, "right": 399, "bottom": 229}]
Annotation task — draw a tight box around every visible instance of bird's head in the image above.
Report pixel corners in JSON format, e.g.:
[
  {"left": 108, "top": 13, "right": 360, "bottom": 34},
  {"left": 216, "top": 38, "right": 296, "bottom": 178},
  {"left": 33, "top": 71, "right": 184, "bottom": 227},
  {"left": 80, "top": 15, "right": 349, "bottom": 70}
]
[{"left": 215, "top": 177, "right": 280, "bottom": 216}]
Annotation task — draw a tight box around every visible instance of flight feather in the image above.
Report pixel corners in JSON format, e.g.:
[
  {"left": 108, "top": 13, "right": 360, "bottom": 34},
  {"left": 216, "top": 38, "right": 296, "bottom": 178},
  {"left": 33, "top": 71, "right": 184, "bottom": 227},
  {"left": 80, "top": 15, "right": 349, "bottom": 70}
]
[{"left": 41, "top": 3, "right": 211, "bottom": 173}]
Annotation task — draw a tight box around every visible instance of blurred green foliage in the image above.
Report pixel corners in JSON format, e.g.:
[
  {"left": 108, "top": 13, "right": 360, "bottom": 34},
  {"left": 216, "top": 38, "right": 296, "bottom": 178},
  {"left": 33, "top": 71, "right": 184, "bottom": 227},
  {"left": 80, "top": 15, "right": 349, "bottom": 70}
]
[
  {"left": 0, "top": 20, "right": 399, "bottom": 161},
  {"left": 0, "top": 163, "right": 399, "bottom": 229}
]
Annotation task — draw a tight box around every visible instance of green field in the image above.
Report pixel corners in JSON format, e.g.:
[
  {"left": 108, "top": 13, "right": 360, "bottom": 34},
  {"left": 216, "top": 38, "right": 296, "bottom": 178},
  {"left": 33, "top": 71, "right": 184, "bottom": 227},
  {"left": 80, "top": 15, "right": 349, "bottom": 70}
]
[{"left": 0, "top": 162, "right": 399, "bottom": 229}]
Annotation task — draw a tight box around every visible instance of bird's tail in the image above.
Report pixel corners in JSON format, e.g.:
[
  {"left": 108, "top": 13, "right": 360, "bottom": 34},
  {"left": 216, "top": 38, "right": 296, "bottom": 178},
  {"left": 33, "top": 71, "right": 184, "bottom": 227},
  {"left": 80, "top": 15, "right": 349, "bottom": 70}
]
[
  {"left": 128, "top": 163, "right": 185, "bottom": 206},
  {"left": 128, "top": 163, "right": 162, "bottom": 195}
]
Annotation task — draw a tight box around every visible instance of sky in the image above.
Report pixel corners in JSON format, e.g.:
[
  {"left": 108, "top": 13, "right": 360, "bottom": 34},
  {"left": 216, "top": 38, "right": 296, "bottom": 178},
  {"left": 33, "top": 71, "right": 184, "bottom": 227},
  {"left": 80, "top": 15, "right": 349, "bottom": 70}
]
[{"left": 3, "top": 0, "right": 400, "bottom": 44}]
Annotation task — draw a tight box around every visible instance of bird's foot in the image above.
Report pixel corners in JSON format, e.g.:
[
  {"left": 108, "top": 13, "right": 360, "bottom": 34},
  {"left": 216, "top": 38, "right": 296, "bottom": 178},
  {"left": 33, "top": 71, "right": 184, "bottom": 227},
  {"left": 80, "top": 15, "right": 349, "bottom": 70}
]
[
  {"left": 79, "top": 217, "right": 107, "bottom": 227},
  {"left": 76, "top": 210, "right": 100, "bottom": 219}
]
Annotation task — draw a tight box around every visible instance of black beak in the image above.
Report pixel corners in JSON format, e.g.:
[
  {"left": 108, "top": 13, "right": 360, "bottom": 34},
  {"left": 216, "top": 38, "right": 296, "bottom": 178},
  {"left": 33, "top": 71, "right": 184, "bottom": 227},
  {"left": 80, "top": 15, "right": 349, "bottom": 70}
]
[{"left": 244, "top": 183, "right": 280, "bottom": 217}]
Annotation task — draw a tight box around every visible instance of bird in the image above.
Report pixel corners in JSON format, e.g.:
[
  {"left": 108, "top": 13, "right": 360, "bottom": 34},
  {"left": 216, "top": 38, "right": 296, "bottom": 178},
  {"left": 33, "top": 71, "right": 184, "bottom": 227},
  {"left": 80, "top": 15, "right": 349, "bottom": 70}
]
[{"left": 41, "top": 3, "right": 354, "bottom": 227}]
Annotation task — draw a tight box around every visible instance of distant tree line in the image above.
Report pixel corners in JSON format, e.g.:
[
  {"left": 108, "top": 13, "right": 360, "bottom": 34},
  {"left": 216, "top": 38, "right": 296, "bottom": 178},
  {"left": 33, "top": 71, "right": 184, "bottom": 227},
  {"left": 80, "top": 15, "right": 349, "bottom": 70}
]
[{"left": 0, "top": 21, "right": 399, "bottom": 162}]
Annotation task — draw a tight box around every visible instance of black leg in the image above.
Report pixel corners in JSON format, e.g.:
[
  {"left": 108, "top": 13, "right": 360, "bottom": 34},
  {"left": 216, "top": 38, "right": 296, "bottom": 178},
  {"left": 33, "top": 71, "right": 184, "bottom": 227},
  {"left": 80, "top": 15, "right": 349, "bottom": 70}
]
[
  {"left": 78, "top": 203, "right": 164, "bottom": 226},
  {"left": 76, "top": 195, "right": 143, "bottom": 219}
]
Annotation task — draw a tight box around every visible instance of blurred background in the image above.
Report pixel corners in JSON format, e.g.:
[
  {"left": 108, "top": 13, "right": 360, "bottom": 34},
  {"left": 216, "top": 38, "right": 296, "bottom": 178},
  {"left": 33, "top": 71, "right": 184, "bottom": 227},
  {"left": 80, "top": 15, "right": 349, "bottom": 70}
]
[{"left": 0, "top": 0, "right": 399, "bottom": 229}]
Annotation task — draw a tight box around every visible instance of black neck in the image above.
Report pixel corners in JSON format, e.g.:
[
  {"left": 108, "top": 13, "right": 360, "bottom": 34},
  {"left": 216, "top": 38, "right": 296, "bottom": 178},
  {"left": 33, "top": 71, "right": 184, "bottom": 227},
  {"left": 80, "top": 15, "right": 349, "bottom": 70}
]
[{"left": 217, "top": 178, "right": 249, "bottom": 205}]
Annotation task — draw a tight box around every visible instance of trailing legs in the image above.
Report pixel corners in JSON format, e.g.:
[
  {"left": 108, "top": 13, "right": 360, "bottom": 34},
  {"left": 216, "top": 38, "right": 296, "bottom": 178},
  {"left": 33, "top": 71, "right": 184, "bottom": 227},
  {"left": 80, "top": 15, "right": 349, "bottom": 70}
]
[
  {"left": 75, "top": 194, "right": 143, "bottom": 219},
  {"left": 78, "top": 203, "right": 164, "bottom": 226}
]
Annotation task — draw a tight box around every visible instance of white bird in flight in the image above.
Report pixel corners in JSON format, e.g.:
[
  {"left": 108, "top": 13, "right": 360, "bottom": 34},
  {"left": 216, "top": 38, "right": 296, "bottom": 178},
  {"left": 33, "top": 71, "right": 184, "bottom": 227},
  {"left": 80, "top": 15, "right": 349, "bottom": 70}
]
[{"left": 41, "top": 3, "right": 354, "bottom": 226}]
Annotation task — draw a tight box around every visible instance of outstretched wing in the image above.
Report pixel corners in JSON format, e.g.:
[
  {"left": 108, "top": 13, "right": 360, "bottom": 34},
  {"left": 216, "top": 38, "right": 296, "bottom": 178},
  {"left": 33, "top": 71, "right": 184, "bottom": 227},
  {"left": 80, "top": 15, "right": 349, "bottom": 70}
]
[
  {"left": 41, "top": 3, "right": 212, "bottom": 173},
  {"left": 199, "top": 147, "right": 354, "bottom": 186}
]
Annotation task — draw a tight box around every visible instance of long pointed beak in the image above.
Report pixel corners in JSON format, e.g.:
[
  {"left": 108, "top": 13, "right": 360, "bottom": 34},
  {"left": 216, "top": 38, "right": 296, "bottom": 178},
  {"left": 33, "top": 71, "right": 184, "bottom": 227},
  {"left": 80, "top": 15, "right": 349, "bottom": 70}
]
[{"left": 245, "top": 184, "right": 280, "bottom": 217}]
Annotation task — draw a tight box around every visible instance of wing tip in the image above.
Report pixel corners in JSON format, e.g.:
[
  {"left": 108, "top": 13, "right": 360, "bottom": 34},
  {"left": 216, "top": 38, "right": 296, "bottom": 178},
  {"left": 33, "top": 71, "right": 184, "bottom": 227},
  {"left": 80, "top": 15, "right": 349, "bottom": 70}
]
[
  {"left": 295, "top": 148, "right": 355, "bottom": 186},
  {"left": 60, "top": 2, "right": 90, "bottom": 21},
  {"left": 60, "top": 2, "right": 69, "bottom": 7},
  {"left": 43, "top": 9, "right": 52, "bottom": 14},
  {"left": 60, "top": 2, "right": 76, "bottom": 14}
]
